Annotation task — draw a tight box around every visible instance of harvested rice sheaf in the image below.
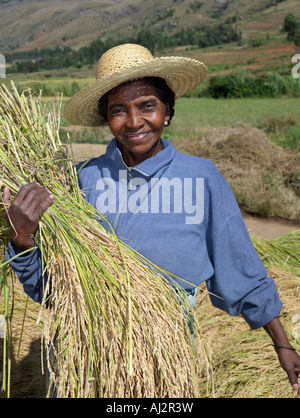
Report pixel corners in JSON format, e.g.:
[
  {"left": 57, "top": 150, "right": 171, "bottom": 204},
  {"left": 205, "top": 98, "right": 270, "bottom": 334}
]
[
  {"left": 0, "top": 83, "right": 211, "bottom": 398},
  {"left": 252, "top": 231, "right": 300, "bottom": 277},
  {"left": 196, "top": 267, "right": 300, "bottom": 398}
]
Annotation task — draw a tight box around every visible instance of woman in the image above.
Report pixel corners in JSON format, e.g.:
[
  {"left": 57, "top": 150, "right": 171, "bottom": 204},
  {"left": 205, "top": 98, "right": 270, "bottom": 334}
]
[{"left": 2, "top": 44, "right": 300, "bottom": 395}]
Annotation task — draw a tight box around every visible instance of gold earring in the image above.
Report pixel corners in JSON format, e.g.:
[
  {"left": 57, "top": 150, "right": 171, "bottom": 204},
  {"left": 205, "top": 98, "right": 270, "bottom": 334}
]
[{"left": 164, "top": 121, "right": 169, "bottom": 127}]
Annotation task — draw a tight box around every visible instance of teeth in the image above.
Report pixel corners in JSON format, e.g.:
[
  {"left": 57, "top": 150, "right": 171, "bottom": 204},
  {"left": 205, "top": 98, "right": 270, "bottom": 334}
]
[{"left": 128, "top": 133, "right": 146, "bottom": 138}]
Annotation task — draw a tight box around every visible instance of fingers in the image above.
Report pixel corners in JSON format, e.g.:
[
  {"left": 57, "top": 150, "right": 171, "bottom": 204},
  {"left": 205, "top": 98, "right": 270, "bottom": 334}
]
[
  {"left": 32, "top": 190, "right": 54, "bottom": 218},
  {"left": 290, "top": 377, "right": 300, "bottom": 396},
  {"left": 2, "top": 186, "right": 11, "bottom": 206},
  {"left": 2, "top": 182, "right": 54, "bottom": 228},
  {"left": 13, "top": 182, "right": 42, "bottom": 206},
  {"left": 291, "top": 368, "right": 300, "bottom": 396},
  {"left": 14, "top": 182, "right": 54, "bottom": 214},
  {"left": 288, "top": 372, "right": 299, "bottom": 390},
  {"left": 26, "top": 187, "right": 54, "bottom": 216},
  {"left": 285, "top": 359, "right": 300, "bottom": 396},
  {"left": 2, "top": 182, "right": 54, "bottom": 250},
  {"left": 1, "top": 186, "right": 11, "bottom": 220}
]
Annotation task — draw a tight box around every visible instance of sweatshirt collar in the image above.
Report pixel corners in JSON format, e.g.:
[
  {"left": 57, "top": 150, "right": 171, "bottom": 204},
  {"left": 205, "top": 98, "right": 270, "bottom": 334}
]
[{"left": 105, "top": 138, "right": 176, "bottom": 176}]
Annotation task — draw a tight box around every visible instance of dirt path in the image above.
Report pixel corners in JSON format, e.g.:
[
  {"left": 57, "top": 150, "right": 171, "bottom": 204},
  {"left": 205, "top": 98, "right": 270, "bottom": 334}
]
[
  {"left": 66, "top": 144, "right": 300, "bottom": 240},
  {"left": 65, "top": 143, "right": 107, "bottom": 161},
  {"left": 242, "top": 211, "right": 299, "bottom": 240}
]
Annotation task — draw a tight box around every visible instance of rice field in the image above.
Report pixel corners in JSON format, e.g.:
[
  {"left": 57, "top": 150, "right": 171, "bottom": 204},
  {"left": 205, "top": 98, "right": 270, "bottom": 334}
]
[
  {"left": 164, "top": 96, "right": 300, "bottom": 137},
  {"left": 0, "top": 83, "right": 299, "bottom": 398}
]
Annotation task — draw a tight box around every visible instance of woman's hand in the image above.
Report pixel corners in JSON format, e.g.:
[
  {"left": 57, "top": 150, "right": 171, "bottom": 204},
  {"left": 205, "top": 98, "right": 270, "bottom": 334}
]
[
  {"left": 276, "top": 348, "right": 300, "bottom": 396},
  {"left": 264, "top": 317, "right": 300, "bottom": 396},
  {"left": 1, "top": 182, "right": 54, "bottom": 251}
]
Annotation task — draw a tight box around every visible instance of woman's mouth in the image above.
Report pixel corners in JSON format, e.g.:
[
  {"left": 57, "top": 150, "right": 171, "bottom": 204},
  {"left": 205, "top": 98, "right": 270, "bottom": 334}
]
[{"left": 126, "top": 132, "right": 149, "bottom": 141}]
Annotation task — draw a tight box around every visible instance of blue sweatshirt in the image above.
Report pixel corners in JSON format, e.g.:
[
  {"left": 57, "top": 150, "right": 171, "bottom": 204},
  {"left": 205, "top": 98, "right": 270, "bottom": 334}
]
[{"left": 6, "top": 138, "right": 282, "bottom": 329}]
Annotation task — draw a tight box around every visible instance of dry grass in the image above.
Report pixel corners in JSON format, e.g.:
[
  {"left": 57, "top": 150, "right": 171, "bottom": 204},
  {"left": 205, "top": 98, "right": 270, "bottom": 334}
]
[
  {"left": 172, "top": 125, "right": 300, "bottom": 221},
  {"left": 196, "top": 267, "right": 300, "bottom": 398}
]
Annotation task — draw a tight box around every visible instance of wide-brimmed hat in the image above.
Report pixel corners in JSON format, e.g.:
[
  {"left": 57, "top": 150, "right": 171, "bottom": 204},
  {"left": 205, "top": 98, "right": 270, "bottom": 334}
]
[{"left": 64, "top": 43, "right": 207, "bottom": 126}]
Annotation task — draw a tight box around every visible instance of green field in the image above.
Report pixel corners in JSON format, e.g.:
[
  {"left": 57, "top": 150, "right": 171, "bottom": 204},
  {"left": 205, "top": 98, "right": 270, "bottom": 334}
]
[{"left": 166, "top": 96, "right": 300, "bottom": 136}]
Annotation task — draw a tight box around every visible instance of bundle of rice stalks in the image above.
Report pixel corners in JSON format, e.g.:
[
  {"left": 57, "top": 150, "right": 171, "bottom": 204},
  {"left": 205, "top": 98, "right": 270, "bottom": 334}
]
[{"left": 0, "top": 83, "right": 211, "bottom": 398}]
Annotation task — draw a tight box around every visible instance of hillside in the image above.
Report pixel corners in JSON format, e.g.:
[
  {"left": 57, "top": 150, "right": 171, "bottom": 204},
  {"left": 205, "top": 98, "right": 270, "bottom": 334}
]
[{"left": 0, "top": 0, "right": 299, "bottom": 53}]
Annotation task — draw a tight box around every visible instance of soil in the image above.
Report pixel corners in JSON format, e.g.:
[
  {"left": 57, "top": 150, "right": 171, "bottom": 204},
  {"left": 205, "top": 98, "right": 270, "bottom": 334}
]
[
  {"left": 65, "top": 143, "right": 107, "bottom": 162},
  {"left": 65, "top": 143, "right": 300, "bottom": 240},
  {"left": 241, "top": 210, "right": 300, "bottom": 240}
]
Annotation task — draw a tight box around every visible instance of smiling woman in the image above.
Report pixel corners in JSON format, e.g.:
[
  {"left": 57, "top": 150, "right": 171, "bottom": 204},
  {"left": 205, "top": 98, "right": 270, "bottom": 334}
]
[{"left": 3, "top": 43, "right": 300, "bottom": 397}]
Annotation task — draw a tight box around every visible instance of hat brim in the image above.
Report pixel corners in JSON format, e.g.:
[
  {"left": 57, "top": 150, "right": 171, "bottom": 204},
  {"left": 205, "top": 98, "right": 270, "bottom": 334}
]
[{"left": 63, "top": 56, "right": 207, "bottom": 127}]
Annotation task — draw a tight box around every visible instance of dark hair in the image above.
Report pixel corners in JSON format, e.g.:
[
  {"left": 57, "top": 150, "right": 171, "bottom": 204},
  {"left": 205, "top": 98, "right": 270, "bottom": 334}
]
[{"left": 98, "top": 77, "right": 175, "bottom": 125}]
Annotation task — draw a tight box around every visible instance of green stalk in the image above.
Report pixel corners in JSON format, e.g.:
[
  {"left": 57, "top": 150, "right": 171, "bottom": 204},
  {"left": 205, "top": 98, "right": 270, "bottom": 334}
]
[
  {"left": 1, "top": 265, "right": 9, "bottom": 395},
  {"left": 17, "top": 296, "right": 29, "bottom": 358}
]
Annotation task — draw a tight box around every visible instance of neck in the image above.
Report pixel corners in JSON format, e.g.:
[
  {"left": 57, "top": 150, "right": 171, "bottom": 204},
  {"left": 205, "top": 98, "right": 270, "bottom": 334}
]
[{"left": 119, "top": 140, "right": 163, "bottom": 167}]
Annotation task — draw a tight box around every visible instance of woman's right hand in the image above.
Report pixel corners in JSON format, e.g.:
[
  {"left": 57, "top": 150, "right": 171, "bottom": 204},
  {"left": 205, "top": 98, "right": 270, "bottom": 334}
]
[{"left": 1, "top": 182, "right": 54, "bottom": 252}]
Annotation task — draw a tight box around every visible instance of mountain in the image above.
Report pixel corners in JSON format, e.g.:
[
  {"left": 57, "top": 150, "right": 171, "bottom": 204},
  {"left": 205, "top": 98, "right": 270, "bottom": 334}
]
[{"left": 0, "top": 0, "right": 298, "bottom": 53}]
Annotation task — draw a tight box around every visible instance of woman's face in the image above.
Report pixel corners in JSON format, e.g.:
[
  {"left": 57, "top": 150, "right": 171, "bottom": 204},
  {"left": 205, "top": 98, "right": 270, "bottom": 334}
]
[{"left": 107, "top": 80, "right": 170, "bottom": 167}]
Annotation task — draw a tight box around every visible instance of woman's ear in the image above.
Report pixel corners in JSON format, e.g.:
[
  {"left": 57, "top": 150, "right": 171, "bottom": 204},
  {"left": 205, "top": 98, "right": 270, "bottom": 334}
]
[{"left": 164, "top": 113, "right": 171, "bottom": 126}]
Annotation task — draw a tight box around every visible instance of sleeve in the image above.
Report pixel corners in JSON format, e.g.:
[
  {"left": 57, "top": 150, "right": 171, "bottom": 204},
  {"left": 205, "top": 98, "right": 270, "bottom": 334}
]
[
  {"left": 206, "top": 210, "right": 283, "bottom": 329},
  {"left": 204, "top": 164, "right": 282, "bottom": 330},
  {"left": 5, "top": 240, "right": 49, "bottom": 304}
]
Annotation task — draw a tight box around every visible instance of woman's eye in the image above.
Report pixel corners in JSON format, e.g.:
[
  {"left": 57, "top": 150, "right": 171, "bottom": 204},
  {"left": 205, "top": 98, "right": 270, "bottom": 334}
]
[
  {"left": 141, "top": 103, "right": 157, "bottom": 111},
  {"left": 111, "top": 108, "right": 125, "bottom": 115}
]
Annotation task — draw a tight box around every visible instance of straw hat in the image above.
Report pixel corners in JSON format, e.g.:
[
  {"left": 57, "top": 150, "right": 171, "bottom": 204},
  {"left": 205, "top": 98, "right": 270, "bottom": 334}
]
[{"left": 64, "top": 43, "right": 207, "bottom": 126}]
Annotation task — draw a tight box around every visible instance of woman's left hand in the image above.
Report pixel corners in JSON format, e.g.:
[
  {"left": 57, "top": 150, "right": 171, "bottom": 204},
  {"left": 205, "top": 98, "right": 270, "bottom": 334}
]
[
  {"left": 276, "top": 348, "right": 300, "bottom": 396},
  {"left": 264, "top": 318, "right": 300, "bottom": 396}
]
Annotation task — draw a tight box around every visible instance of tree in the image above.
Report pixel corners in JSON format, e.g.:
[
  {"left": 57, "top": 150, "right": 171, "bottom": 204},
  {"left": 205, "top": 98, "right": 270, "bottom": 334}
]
[
  {"left": 294, "top": 28, "right": 300, "bottom": 48},
  {"left": 282, "top": 13, "right": 299, "bottom": 41},
  {"left": 136, "top": 30, "right": 157, "bottom": 54}
]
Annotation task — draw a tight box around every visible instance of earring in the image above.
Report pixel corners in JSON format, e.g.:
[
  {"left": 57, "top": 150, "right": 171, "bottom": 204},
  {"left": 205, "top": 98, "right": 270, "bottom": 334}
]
[{"left": 164, "top": 121, "right": 169, "bottom": 127}]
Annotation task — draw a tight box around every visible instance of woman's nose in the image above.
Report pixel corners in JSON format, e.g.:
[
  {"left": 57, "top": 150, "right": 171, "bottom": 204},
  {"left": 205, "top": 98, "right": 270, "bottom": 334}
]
[{"left": 125, "top": 110, "right": 144, "bottom": 129}]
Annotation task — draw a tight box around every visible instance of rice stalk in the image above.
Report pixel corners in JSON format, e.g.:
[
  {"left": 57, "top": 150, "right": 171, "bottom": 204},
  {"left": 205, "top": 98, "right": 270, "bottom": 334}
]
[
  {"left": 251, "top": 231, "right": 300, "bottom": 277},
  {"left": 0, "top": 82, "right": 211, "bottom": 398}
]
